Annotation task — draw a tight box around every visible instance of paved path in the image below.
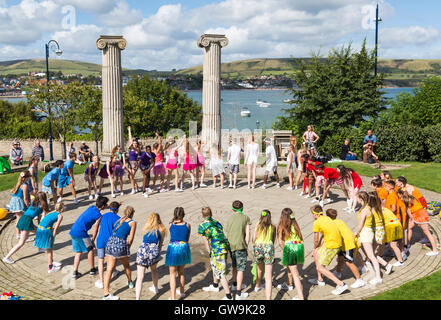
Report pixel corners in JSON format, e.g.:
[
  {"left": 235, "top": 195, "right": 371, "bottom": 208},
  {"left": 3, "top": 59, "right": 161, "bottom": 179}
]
[{"left": 0, "top": 173, "right": 440, "bottom": 300}]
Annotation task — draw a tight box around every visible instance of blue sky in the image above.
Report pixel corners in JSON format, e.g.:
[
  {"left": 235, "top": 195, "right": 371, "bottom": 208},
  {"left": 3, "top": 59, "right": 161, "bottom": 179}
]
[{"left": 0, "top": 0, "right": 440, "bottom": 70}]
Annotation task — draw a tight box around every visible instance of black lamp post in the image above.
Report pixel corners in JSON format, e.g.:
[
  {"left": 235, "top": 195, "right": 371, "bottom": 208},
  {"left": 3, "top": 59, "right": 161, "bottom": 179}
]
[{"left": 45, "top": 40, "right": 62, "bottom": 161}]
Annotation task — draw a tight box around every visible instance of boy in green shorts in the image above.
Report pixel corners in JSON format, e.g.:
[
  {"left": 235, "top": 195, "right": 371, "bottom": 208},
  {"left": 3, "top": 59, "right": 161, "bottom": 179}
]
[
  {"left": 198, "top": 207, "right": 233, "bottom": 300},
  {"left": 326, "top": 209, "right": 365, "bottom": 289},
  {"left": 309, "top": 205, "right": 348, "bottom": 295},
  {"left": 226, "top": 200, "right": 251, "bottom": 300}
]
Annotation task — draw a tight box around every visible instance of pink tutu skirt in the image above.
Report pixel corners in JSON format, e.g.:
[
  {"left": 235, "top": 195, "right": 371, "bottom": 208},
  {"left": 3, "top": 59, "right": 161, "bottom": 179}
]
[
  {"left": 196, "top": 155, "right": 205, "bottom": 167},
  {"left": 166, "top": 159, "right": 178, "bottom": 170},
  {"left": 153, "top": 163, "right": 166, "bottom": 176},
  {"left": 183, "top": 163, "right": 196, "bottom": 171}
]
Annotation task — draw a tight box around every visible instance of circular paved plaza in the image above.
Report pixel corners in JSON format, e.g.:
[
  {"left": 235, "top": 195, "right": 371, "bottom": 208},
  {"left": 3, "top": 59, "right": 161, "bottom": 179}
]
[{"left": 0, "top": 174, "right": 440, "bottom": 300}]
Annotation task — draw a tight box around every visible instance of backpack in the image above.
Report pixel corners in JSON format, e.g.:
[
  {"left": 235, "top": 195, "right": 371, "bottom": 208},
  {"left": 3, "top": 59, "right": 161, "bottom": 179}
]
[{"left": 427, "top": 201, "right": 441, "bottom": 216}]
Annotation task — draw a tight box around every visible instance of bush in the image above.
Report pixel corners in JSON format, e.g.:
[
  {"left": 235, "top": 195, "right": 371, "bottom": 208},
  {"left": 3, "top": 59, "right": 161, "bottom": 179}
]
[
  {"left": 424, "top": 125, "right": 441, "bottom": 162},
  {"left": 320, "top": 127, "right": 365, "bottom": 158}
]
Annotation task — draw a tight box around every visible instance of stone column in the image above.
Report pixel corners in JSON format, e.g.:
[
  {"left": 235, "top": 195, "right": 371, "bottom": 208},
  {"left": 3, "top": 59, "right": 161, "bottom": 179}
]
[
  {"left": 96, "top": 35, "right": 127, "bottom": 158},
  {"left": 197, "top": 34, "right": 228, "bottom": 150}
]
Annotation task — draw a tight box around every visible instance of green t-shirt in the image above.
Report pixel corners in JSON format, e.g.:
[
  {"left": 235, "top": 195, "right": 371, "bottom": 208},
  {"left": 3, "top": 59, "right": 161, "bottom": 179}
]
[{"left": 226, "top": 212, "right": 251, "bottom": 252}]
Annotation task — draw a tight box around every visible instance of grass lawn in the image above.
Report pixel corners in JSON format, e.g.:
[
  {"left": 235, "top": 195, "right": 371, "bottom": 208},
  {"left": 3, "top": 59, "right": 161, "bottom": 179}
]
[
  {"left": 0, "top": 163, "right": 89, "bottom": 192},
  {"left": 326, "top": 161, "right": 441, "bottom": 194},
  {"left": 368, "top": 269, "right": 441, "bottom": 300}
]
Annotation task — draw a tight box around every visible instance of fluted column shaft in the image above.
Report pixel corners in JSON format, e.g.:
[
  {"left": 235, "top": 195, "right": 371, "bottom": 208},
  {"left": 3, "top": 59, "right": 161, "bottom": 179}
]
[{"left": 97, "top": 35, "right": 127, "bottom": 158}]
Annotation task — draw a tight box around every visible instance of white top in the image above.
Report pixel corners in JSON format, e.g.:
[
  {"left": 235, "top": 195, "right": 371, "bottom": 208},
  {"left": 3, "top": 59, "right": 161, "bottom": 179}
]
[
  {"left": 246, "top": 143, "right": 259, "bottom": 165},
  {"left": 228, "top": 145, "right": 241, "bottom": 165},
  {"left": 287, "top": 151, "right": 295, "bottom": 170},
  {"left": 265, "top": 145, "right": 278, "bottom": 168}
]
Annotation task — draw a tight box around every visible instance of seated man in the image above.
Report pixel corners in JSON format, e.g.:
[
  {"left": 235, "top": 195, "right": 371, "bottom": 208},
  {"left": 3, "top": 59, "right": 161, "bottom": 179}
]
[
  {"left": 79, "top": 142, "right": 93, "bottom": 162},
  {"left": 364, "top": 143, "right": 384, "bottom": 168},
  {"left": 10, "top": 141, "right": 23, "bottom": 166},
  {"left": 340, "top": 139, "right": 357, "bottom": 161},
  {"left": 363, "top": 130, "right": 376, "bottom": 163}
]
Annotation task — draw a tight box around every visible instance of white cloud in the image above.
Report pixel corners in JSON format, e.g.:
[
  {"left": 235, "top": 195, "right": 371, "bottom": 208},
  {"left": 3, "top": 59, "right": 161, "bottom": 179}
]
[
  {"left": 55, "top": 0, "right": 115, "bottom": 13},
  {"left": 381, "top": 26, "right": 441, "bottom": 48},
  {"left": 97, "top": 0, "right": 142, "bottom": 27},
  {"left": 51, "top": 24, "right": 103, "bottom": 54}
]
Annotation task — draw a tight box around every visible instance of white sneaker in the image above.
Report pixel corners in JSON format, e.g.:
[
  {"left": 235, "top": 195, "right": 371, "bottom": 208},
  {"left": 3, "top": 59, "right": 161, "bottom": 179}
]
[
  {"left": 102, "top": 294, "right": 119, "bottom": 300},
  {"left": 95, "top": 280, "right": 104, "bottom": 289},
  {"left": 231, "top": 284, "right": 247, "bottom": 291},
  {"left": 89, "top": 195, "right": 94, "bottom": 200},
  {"left": 392, "top": 261, "right": 404, "bottom": 267},
  {"left": 308, "top": 278, "right": 325, "bottom": 286},
  {"left": 343, "top": 207, "right": 351, "bottom": 212},
  {"left": 350, "top": 279, "right": 365, "bottom": 289},
  {"left": 146, "top": 188, "right": 153, "bottom": 193},
  {"left": 311, "top": 198, "right": 319, "bottom": 203},
  {"left": 247, "top": 185, "right": 251, "bottom": 189},
  {"left": 111, "top": 194, "right": 116, "bottom": 198},
  {"left": 200, "top": 183, "right": 207, "bottom": 188},
  {"left": 48, "top": 265, "right": 61, "bottom": 274},
  {"left": 130, "top": 189, "right": 136, "bottom": 195},
  {"left": 143, "top": 192, "right": 148, "bottom": 198},
  {"left": 94, "top": 194, "right": 99, "bottom": 200},
  {"left": 176, "top": 289, "right": 186, "bottom": 298},
  {"left": 277, "top": 283, "right": 293, "bottom": 291},
  {"left": 369, "top": 278, "right": 383, "bottom": 285},
  {"left": 233, "top": 185, "right": 236, "bottom": 189},
  {"left": 325, "top": 198, "right": 332, "bottom": 204},
  {"left": 299, "top": 192, "right": 304, "bottom": 197},
  {"left": 220, "top": 185, "right": 225, "bottom": 189},
  {"left": 319, "top": 200, "right": 324, "bottom": 207},
  {"left": 174, "top": 188, "right": 183, "bottom": 193},
  {"left": 160, "top": 188, "right": 167, "bottom": 193},
  {"left": 57, "top": 197, "right": 63, "bottom": 203},
  {"left": 120, "top": 192, "right": 124, "bottom": 196},
  {"left": 213, "top": 184, "right": 217, "bottom": 189},
  {"left": 254, "top": 286, "right": 264, "bottom": 292},
  {"left": 292, "top": 296, "right": 301, "bottom": 300},
  {"left": 347, "top": 200, "right": 351, "bottom": 208},
  {"left": 332, "top": 283, "right": 348, "bottom": 295},
  {"left": 202, "top": 284, "right": 220, "bottom": 292},
  {"left": 276, "top": 183, "right": 281, "bottom": 188},
  {"left": 304, "top": 194, "right": 311, "bottom": 199},
  {"left": 149, "top": 286, "right": 159, "bottom": 294},
  {"left": 235, "top": 292, "right": 248, "bottom": 300},
  {"left": 228, "top": 184, "right": 233, "bottom": 188},
  {"left": 349, "top": 209, "right": 356, "bottom": 214},
  {"left": 52, "top": 261, "right": 62, "bottom": 267},
  {"left": 261, "top": 185, "right": 267, "bottom": 189},
  {"left": 426, "top": 251, "right": 439, "bottom": 256},
  {"left": 2, "top": 257, "right": 14, "bottom": 264},
  {"left": 332, "top": 271, "right": 342, "bottom": 279},
  {"left": 294, "top": 185, "right": 298, "bottom": 190},
  {"left": 385, "top": 264, "right": 393, "bottom": 275},
  {"left": 222, "top": 296, "right": 233, "bottom": 300},
  {"left": 286, "top": 187, "right": 293, "bottom": 191},
  {"left": 192, "top": 186, "right": 196, "bottom": 190}
]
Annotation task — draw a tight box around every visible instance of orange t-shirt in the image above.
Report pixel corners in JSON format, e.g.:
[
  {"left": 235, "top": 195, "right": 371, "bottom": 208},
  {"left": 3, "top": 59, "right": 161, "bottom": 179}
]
[
  {"left": 409, "top": 198, "right": 423, "bottom": 214},
  {"left": 386, "top": 191, "right": 407, "bottom": 225},
  {"left": 377, "top": 187, "right": 389, "bottom": 201}
]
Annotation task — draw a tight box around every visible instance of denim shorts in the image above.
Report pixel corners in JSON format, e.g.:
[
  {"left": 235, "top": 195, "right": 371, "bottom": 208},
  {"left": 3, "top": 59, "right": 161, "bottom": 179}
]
[
  {"left": 97, "top": 248, "right": 106, "bottom": 259},
  {"left": 71, "top": 236, "right": 93, "bottom": 253}
]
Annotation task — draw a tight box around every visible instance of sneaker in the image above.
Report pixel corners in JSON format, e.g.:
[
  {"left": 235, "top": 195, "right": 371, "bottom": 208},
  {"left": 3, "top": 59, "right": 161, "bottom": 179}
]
[
  {"left": 146, "top": 188, "right": 153, "bottom": 193},
  {"left": 200, "top": 183, "right": 207, "bottom": 188},
  {"left": 71, "top": 270, "right": 80, "bottom": 279},
  {"left": 350, "top": 279, "right": 365, "bottom": 289},
  {"left": 254, "top": 286, "right": 264, "bottom": 292},
  {"left": 89, "top": 267, "right": 98, "bottom": 275},
  {"left": 222, "top": 296, "right": 233, "bottom": 300},
  {"left": 143, "top": 192, "right": 148, "bottom": 198},
  {"left": 52, "top": 261, "right": 62, "bottom": 267},
  {"left": 349, "top": 209, "right": 356, "bottom": 214},
  {"left": 89, "top": 195, "right": 94, "bottom": 200},
  {"left": 149, "top": 286, "right": 159, "bottom": 294},
  {"left": 120, "top": 192, "right": 124, "bottom": 196},
  {"left": 174, "top": 188, "right": 183, "bottom": 193},
  {"left": 319, "top": 200, "right": 324, "bottom": 208},
  {"left": 392, "top": 261, "right": 404, "bottom": 267},
  {"left": 299, "top": 192, "right": 305, "bottom": 197},
  {"left": 114, "top": 188, "right": 120, "bottom": 193},
  {"left": 228, "top": 184, "right": 233, "bottom": 188},
  {"left": 261, "top": 185, "right": 267, "bottom": 189},
  {"left": 130, "top": 189, "right": 136, "bottom": 195},
  {"left": 231, "top": 284, "right": 247, "bottom": 291},
  {"left": 176, "top": 289, "right": 186, "bottom": 298},
  {"left": 128, "top": 281, "right": 134, "bottom": 289},
  {"left": 286, "top": 187, "right": 293, "bottom": 191},
  {"left": 385, "top": 264, "right": 393, "bottom": 275},
  {"left": 426, "top": 251, "right": 439, "bottom": 257},
  {"left": 233, "top": 185, "right": 236, "bottom": 189},
  {"left": 332, "top": 283, "right": 348, "bottom": 295},
  {"left": 308, "top": 279, "right": 325, "bottom": 286},
  {"left": 192, "top": 186, "right": 196, "bottom": 190},
  {"left": 220, "top": 185, "right": 225, "bottom": 189},
  {"left": 2, "top": 257, "right": 14, "bottom": 264},
  {"left": 404, "top": 247, "right": 410, "bottom": 256},
  {"left": 137, "top": 187, "right": 143, "bottom": 192},
  {"left": 332, "top": 271, "right": 342, "bottom": 279},
  {"left": 111, "top": 194, "right": 116, "bottom": 198},
  {"left": 213, "top": 184, "right": 217, "bottom": 189},
  {"left": 57, "top": 197, "right": 63, "bottom": 203},
  {"left": 203, "top": 284, "right": 220, "bottom": 292},
  {"left": 292, "top": 296, "right": 301, "bottom": 300},
  {"left": 343, "top": 207, "right": 351, "bottom": 212},
  {"left": 402, "top": 252, "right": 408, "bottom": 261},
  {"left": 94, "top": 194, "right": 99, "bottom": 200},
  {"left": 294, "top": 185, "right": 298, "bottom": 190},
  {"left": 102, "top": 294, "right": 119, "bottom": 300},
  {"left": 95, "top": 280, "right": 104, "bottom": 289},
  {"left": 276, "top": 183, "right": 281, "bottom": 188},
  {"left": 311, "top": 198, "right": 319, "bottom": 203},
  {"left": 369, "top": 278, "right": 383, "bottom": 285},
  {"left": 160, "top": 188, "right": 167, "bottom": 193},
  {"left": 277, "top": 283, "right": 293, "bottom": 291},
  {"left": 325, "top": 198, "right": 332, "bottom": 204},
  {"left": 304, "top": 194, "right": 311, "bottom": 199},
  {"left": 235, "top": 292, "right": 248, "bottom": 300}
]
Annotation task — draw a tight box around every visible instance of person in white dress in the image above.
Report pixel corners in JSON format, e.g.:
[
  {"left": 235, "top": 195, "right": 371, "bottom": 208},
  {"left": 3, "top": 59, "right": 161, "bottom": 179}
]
[
  {"left": 227, "top": 139, "right": 241, "bottom": 189},
  {"left": 245, "top": 135, "right": 259, "bottom": 189},
  {"left": 209, "top": 144, "right": 226, "bottom": 189},
  {"left": 286, "top": 144, "right": 297, "bottom": 190},
  {"left": 260, "top": 138, "right": 280, "bottom": 189}
]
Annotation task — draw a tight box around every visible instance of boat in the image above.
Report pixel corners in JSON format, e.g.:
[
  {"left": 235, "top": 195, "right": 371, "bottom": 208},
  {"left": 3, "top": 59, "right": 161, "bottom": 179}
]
[
  {"left": 240, "top": 107, "right": 251, "bottom": 117},
  {"left": 283, "top": 99, "right": 294, "bottom": 103},
  {"left": 256, "top": 99, "right": 271, "bottom": 107}
]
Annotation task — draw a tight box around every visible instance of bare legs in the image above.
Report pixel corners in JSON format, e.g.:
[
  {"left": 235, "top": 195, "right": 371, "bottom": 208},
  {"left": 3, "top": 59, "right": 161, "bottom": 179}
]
[
  {"left": 169, "top": 265, "right": 185, "bottom": 300},
  {"left": 136, "top": 263, "right": 159, "bottom": 300},
  {"left": 5, "top": 230, "right": 30, "bottom": 259},
  {"left": 255, "top": 263, "right": 273, "bottom": 300},
  {"left": 247, "top": 164, "right": 256, "bottom": 187}
]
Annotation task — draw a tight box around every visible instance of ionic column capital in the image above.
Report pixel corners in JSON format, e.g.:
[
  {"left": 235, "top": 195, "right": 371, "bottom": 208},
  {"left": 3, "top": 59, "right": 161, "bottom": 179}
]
[
  {"left": 197, "top": 34, "right": 229, "bottom": 48},
  {"left": 96, "top": 35, "right": 127, "bottom": 51}
]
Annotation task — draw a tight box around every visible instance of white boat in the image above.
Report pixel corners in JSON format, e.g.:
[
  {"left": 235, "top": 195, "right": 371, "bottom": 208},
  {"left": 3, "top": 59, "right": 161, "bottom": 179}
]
[
  {"left": 283, "top": 99, "right": 294, "bottom": 103},
  {"left": 256, "top": 100, "right": 271, "bottom": 107},
  {"left": 240, "top": 107, "right": 251, "bottom": 117}
]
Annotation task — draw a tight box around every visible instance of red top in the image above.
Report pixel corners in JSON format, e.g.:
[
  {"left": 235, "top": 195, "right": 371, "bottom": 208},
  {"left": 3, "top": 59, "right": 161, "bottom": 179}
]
[
  {"left": 323, "top": 167, "right": 339, "bottom": 180},
  {"left": 351, "top": 171, "right": 363, "bottom": 187}
]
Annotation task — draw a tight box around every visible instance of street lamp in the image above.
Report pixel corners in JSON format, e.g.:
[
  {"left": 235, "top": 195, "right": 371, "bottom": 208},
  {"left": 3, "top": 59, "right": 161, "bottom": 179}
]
[{"left": 45, "top": 40, "right": 62, "bottom": 161}]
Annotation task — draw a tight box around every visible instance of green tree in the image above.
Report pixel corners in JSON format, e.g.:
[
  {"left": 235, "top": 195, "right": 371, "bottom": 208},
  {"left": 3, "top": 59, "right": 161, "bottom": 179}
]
[
  {"left": 274, "top": 41, "right": 387, "bottom": 140},
  {"left": 123, "top": 76, "right": 202, "bottom": 137},
  {"left": 27, "top": 82, "right": 82, "bottom": 158}
]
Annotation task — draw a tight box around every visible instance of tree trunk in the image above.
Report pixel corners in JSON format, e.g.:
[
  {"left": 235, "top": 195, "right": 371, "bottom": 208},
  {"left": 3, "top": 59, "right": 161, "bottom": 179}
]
[{"left": 94, "top": 130, "right": 99, "bottom": 157}]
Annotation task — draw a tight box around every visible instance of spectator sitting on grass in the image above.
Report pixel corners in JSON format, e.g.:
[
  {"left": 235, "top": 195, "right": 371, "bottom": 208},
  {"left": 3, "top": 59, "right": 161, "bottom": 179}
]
[
  {"left": 10, "top": 141, "right": 23, "bottom": 166},
  {"left": 79, "top": 142, "right": 93, "bottom": 162},
  {"left": 340, "top": 139, "right": 357, "bottom": 161}
]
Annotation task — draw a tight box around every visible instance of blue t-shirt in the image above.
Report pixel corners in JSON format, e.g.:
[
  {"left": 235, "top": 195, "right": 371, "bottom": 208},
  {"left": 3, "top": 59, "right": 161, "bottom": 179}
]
[
  {"left": 113, "top": 220, "right": 134, "bottom": 240},
  {"left": 96, "top": 211, "right": 120, "bottom": 249},
  {"left": 143, "top": 230, "right": 161, "bottom": 244},
  {"left": 61, "top": 159, "right": 74, "bottom": 176},
  {"left": 39, "top": 211, "right": 60, "bottom": 229},
  {"left": 24, "top": 204, "right": 42, "bottom": 219},
  {"left": 69, "top": 205, "right": 102, "bottom": 238},
  {"left": 42, "top": 168, "right": 60, "bottom": 187},
  {"left": 364, "top": 134, "right": 377, "bottom": 144}
]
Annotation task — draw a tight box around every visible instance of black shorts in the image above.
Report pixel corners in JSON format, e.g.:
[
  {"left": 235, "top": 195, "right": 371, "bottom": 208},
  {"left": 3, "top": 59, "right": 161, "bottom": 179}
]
[{"left": 338, "top": 249, "right": 355, "bottom": 263}]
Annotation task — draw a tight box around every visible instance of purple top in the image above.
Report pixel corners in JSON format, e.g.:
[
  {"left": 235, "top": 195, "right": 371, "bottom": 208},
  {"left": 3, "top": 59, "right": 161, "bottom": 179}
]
[{"left": 129, "top": 149, "right": 139, "bottom": 162}]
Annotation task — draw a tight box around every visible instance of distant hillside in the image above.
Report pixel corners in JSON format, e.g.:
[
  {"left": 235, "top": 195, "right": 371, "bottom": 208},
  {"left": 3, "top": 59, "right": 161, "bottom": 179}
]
[
  {"left": 0, "top": 59, "right": 153, "bottom": 77},
  {"left": 177, "top": 58, "right": 441, "bottom": 86}
]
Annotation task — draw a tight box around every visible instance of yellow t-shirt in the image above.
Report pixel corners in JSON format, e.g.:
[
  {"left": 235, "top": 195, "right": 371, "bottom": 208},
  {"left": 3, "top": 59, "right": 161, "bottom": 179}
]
[
  {"left": 333, "top": 219, "right": 356, "bottom": 251},
  {"left": 312, "top": 216, "right": 342, "bottom": 249},
  {"left": 382, "top": 208, "right": 399, "bottom": 224}
]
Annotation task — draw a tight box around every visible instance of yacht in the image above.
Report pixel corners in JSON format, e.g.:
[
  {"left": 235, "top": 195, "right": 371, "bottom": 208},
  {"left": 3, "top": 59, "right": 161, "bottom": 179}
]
[
  {"left": 256, "top": 100, "right": 271, "bottom": 107},
  {"left": 283, "top": 99, "right": 294, "bottom": 103},
  {"left": 240, "top": 107, "right": 251, "bottom": 117}
]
